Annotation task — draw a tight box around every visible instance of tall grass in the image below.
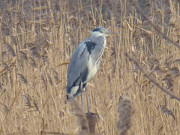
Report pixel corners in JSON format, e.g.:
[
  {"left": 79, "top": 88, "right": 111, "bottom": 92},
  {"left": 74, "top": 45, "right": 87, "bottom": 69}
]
[{"left": 0, "top": 0, "right": 180, "bottom": 134}]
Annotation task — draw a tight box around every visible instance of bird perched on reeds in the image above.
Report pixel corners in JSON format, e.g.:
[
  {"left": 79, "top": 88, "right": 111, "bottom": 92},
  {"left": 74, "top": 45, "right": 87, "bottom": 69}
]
[{"left": 67, "top": 27, "right": 116, "bottom": 113}]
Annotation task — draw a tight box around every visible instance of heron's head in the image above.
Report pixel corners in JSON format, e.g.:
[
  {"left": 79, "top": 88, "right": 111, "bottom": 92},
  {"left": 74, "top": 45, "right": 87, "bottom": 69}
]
[{"left": 91, "top": 27, "right": 117, "bottom": 37}]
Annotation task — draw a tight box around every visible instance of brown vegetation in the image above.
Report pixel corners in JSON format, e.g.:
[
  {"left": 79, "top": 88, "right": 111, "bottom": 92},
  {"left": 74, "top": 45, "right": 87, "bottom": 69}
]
[{"left": 0, "top": 0, "right": 180, "bottom": 134}]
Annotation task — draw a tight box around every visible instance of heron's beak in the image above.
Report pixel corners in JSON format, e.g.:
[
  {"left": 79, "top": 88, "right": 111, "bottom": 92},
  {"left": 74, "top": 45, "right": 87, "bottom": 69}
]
[{"left": 105, "top": 31, "right": 118, "bottom": 36}]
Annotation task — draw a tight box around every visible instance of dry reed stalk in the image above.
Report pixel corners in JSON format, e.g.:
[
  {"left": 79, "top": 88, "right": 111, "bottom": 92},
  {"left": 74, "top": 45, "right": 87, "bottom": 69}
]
[
  {"left": 42, "top": 50, "right": 49, "bottom": 64},
  {"left": 173, "top": 59, "right": 180, "bottom": 64},
  {"left": 131, "top": 0, "right": 180, "bottom": 49},
  {"left": 29, "top": 46, "right": 41, "bottom": 59},
  {"left": 3, "top": 104, "right": 9, "bottom": 112},
  {"left": 1, "top": 61, "right": 10, "bottom": 71},
  {"left": 10, "top": 36, "right": 17, "bottom": 45},
  {"left": 160, "top": 97, "right": 175, "bottom": 120},
  {"left": 161, "top": 76, "right": 174, "bottom": 91},
  {"left": 1, "top": 51, "right": 7, "bottom": 60},
  {"left": 5, "top": 44, "right": 16, "bottom": 57},
  {"left": 117, "top": 96, "right": 133, "bottom": 135},
  {"left": 47, "top": 74, "right": 53, "bottom": 86},
  {"left": 33, "top": 100, "right": 40, "bottom": 112},
  {"left": 17, "top": 73, "right": 27, "bottom": 84},
  {"left": 23, "top": 94, "right": 32, "bottom": 108},
  {"left": 169, "top": 67, "right": 179, "bottom": 78},
  {"left": 29, "top": 57, "right": 37, "bottom": 68},
  {"left": 56, "top": 62, "right": 69, "bottom": 67},
  {"left": 24, "top": 95, "right": 40, "bottom": 112},
  {"left": 53, "top": 69, "right": 60, "bottom": 84},
  {"left": 19, "top": 51, "right": 28, "bottom": 61},
  {"left": 41, "top": 74, "right": 47, "bottom": 84},
  {"left": 0, "top": 103, "right": 10, "bottom": 112},
  {"left": 125, "top": 53, "right": 180, "bottom": 102},
  {"left": 160, "top": 105, "right": 175, "bottom": 120}
]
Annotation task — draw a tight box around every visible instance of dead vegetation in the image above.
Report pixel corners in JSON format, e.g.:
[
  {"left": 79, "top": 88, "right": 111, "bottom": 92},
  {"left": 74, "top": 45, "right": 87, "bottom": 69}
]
[
  {"left": 0, "top": 0, "right": 180, "bottom": 135},
  {"left": 117, "top": 96, "right": 133, "bottom": 135}
]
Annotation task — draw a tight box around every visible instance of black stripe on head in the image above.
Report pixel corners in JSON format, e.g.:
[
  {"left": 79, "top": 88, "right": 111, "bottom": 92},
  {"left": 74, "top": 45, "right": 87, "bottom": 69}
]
[
  {"left": 86, "top": 41, "right": 96, "bottom": 54},
  {"left": 92, "top": 27, "right": 102, "bottom": 32}
]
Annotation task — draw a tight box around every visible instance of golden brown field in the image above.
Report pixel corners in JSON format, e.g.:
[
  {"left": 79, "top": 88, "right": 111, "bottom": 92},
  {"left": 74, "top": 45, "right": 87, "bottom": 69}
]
[{"left": 0, "top": 0, "right": 180, "bottom": 135}]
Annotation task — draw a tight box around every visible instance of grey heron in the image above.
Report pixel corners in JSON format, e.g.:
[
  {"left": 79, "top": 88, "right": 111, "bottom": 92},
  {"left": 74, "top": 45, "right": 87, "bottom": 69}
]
[{"left": 67, "top": 27, "right": 116, "bottom": 113}]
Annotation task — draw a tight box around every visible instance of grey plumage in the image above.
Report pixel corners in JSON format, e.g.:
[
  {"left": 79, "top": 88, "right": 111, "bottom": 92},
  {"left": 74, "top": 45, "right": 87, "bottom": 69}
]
[{"left": 66, "top": 27, "right": 116, "bottom": 112}]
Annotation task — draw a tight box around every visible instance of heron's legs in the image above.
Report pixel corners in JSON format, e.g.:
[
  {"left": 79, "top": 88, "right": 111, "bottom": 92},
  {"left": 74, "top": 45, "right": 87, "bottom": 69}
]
[
  {"left": 85, "top": 87, "right": 90, "bottom": 113},
  {"left": 81, "top": 92, "right": 83, "bottom": 109}
]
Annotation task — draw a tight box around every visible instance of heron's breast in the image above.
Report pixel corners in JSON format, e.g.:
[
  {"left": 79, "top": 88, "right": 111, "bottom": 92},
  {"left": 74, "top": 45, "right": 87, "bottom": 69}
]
[{"left": 86, "top": 56, "right": 99, "bottom": 82}]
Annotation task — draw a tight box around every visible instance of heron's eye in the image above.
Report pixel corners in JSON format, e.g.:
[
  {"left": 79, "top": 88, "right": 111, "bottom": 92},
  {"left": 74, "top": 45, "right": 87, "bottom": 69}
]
[{"left": 99, "top": 30, "right": 104, "bottom": 33}]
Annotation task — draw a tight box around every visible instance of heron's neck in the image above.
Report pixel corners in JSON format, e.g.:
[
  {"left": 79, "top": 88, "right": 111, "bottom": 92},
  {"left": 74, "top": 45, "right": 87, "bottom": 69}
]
[{"left": 89, "top": 35, "right": 106, "bottom": 45}]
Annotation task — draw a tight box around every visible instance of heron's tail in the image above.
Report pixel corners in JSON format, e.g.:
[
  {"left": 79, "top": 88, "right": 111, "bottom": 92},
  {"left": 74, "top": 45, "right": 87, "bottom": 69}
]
[{"left": 66, "top": 86, "right": 82, "bottom": 99}]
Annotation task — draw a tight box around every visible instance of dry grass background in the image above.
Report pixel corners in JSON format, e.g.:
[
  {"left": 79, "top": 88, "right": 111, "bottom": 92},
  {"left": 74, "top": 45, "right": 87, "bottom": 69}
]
[{"left": 0, "top": 0, "right": 180, "bottom": 134}]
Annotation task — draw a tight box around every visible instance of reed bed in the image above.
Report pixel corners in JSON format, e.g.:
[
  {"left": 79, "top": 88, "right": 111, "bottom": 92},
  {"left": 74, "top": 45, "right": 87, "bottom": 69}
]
[{"left": 0, "top": 0, "right": 180, "bottom": 134}]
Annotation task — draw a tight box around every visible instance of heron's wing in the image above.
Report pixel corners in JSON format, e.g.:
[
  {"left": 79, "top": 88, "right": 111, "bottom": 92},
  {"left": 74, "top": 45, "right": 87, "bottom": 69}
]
[{"left": 67, "top": 41, "right": 90, "bottom": 89}]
